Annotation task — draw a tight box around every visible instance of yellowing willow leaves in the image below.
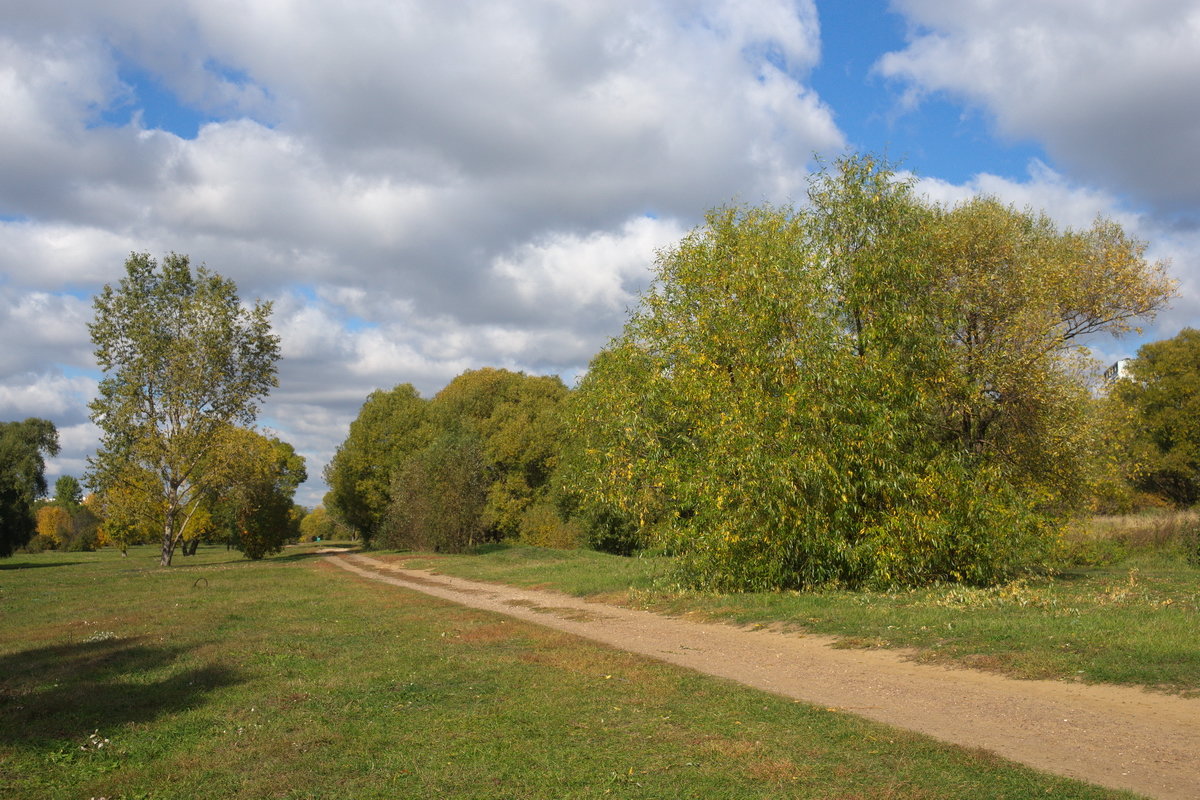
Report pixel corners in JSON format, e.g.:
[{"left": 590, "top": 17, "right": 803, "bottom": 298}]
[{"left": 569, "top": 154, "right": 1175, "bottom": 590}]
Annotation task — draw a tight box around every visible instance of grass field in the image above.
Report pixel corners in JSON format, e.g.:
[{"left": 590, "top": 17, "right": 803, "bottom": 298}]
[
  {"left": 382, "top": 513, "right": 1200, "bottom": 694},
  {"left": 0, "top": 545, "right": 1136, "bottom": 799}
]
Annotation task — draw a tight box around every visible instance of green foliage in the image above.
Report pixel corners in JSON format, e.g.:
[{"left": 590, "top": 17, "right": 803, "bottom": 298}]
[
  {"left": 93, "top": 464, "right": 164, "bottom": 553},
  {"left": 0, "top": 418, "right": 59, "bottom": 557},
  {"left": 324, "top": 383, "right": 430, "bottom": 545},
  {"left": 53, "top": 475, "right": 82, "bottom": 511},
  {"left": 1116, "top": 328, "right": 1200, "bottom": 506},
  {"left": 87, "top": 252, "right": 280, "bottom": 565},
  {"left": 568, "top": 154, "right": 1174, "bottom": 590},
  {"left": 64, "top": 505, "right": 101, "bottom": 552},
  {"left": 299, "top": 505, "right": 338, "bottom": 541},
  {"left": 429, "top": 368, "right": 570, "bottom": 541},
  {"left": 514, "top": 502, "right": 583, "bottom": 549},
  {"left": 386, "top": 429, "right": 487, "bottom": 552},
  {"left": 332, "top": 369, "right": 571, "bottom": 550},
  {"left": 210, "top": 428, "right": 307, "bottom": 559}
]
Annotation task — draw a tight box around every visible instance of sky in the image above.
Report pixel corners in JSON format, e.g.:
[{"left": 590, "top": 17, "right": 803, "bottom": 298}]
[{"left": 2, "top": 0, "right": 1198, "bottom": 507}]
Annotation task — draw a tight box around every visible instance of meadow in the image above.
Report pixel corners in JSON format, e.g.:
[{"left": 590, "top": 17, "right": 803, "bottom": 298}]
[{"left": 0, "top": 543, "right": 1141, "bottom": 799}]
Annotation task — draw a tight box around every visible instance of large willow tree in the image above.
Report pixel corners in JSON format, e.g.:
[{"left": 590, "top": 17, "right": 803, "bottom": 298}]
[{"left": 570, "top": 155, "right": 1175, "bottom": 590}]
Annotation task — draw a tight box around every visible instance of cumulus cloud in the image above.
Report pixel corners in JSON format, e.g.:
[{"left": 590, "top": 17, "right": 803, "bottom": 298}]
[
  {"left": 0, "top": 290, "right": 94, "bottom": 373},
  {"left": 30, "top": 1, "right": 1198, "bottom": 508},
  {"left": 0, "top": 0, "right": 849, "bottom": 502},
  {"left": 878, "top": 0, "right": 1200, "bottom": 217},
  {"left": 0, "top": 371, "right": 95, "bottom": 420}
]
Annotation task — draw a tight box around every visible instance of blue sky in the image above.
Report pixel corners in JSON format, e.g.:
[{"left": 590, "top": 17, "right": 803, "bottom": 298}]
[
  {"left": 810, "top": 1, "right": 1033, "bottom": 182},
  {"left": 1, "top": 0, "right": 1197, "bottom": 506}
]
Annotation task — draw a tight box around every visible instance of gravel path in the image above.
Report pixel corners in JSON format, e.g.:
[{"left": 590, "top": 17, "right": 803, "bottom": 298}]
[{"left": 328, "top": 553, "right": 1200, "bottom": 799}]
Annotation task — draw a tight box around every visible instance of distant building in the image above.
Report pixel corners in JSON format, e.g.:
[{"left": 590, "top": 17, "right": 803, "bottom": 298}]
[{"left": 1104, "top": 358, "right": 1132, "bottom": 384}]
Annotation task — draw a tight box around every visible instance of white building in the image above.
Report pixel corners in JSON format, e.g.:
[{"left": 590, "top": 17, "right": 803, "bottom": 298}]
[{"left": 1103, "top": 358, "right": 1132, "bottom": 384}]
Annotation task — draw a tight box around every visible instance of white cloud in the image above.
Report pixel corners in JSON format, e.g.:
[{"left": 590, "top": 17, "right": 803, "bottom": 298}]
[
  {"left": 879, "top": 0, "right": 1200, "bottom": 215},
  {"left": 0, "top": 0, "right": 842, "bottom": 501},
  {"left": 491, "top": 214, "right": 686, "bottom": 319},
  {"left": 0, "top": 371, "right": 96, "bottom": 420},
  {"left": 0, "top": 290, "right": 94, "bottom": 373}
]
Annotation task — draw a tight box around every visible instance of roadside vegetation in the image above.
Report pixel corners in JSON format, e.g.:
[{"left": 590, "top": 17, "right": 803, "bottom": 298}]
[{"left": 0, "top": 545, "right": 1134, "bottom": 799}]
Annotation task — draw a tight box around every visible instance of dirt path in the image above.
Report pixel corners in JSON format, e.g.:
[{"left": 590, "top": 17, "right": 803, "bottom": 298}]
[{"left": 327, "top": 553, "right": 1200, "bottom": 800}]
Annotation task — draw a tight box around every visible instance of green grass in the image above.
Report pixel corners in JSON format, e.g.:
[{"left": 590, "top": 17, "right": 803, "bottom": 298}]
[
  {"left": 0, "top": 545, "right": 1134, "bottom": 799},
  {"left": 378, "top": 516, "right": 1200, "bottom": 694}
]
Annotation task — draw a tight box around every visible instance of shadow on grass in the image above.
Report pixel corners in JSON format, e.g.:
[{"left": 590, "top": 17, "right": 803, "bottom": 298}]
[
  {"left": 0, "top": 637, "right": 242, "bottom": 746},
  {"left": 0, "top": 561, "right": 84, "bottom": 570},
  {"left": 268, "top": 550, "right": 336, "bottom": 563},
  {"left": 269, "top": 545, "right": 361, "bottom": 563}
]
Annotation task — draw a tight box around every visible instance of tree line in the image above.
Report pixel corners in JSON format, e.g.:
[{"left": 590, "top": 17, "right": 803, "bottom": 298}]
[
  {"left": 324, "top": 368, "right": 575, "bottom": 552},
  {"left": 325, "top": 154, "right": 1186, "bottom": 590}
]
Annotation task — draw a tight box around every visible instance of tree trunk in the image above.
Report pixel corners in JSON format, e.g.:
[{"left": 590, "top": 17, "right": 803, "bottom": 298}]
[{"left": 160, "top": 504, "right": 176, "bottom": 566}]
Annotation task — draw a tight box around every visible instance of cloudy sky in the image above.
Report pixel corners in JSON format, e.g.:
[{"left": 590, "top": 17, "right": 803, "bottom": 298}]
[{"left": 2, "top": 0, "right": 1198, "bottom": 506}]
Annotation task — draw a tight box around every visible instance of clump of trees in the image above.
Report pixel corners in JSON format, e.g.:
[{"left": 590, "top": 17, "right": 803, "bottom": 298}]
[
  {"left": 30, "top": 475, "right": 102, "bottom": 552},
  {"left": 1112, "top": 328, "right": 1200, "bottom": 507},
  {"left": 299, "top": 506, "right": 340, "bottom": 541},
  {"left": 326, "top": 368, "right": 575, "bottom": 552},
  {"left": 0, "top": 418, "right": 59, "bottom": 557},
  {"left": 567, "top": 155, "right": 1174, "bottom": 590},
  {"left": 92, "top": 425, "right": 305, "bottom": 560}
]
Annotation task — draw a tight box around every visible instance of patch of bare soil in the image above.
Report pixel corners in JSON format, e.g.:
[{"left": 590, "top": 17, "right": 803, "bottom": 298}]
[{"left": 328, "top": 553, "right": 1200, "bottom": 800}]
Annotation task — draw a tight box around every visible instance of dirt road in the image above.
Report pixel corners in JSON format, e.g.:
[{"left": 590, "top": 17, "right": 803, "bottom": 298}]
[{"left": 328, "top": 553, "right": 1200, "bottom": 800}]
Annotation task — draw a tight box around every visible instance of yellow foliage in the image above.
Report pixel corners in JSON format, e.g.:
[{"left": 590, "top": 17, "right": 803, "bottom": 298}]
[{"left": 36, "top": 505, "right": 72, "bottom": 545}]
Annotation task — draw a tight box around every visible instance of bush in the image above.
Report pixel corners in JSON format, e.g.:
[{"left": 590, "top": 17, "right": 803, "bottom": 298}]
[
  {"left": 22, "top": 533, "right": 55, "bottom": 554},
  {"left": 516, "top": 503, "right": 582, "bottom": 549}
]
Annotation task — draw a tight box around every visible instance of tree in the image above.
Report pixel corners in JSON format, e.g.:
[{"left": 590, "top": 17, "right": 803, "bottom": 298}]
[
  {"left": 93, "top": 464, "right": 166, "bottom": 555},
  {"left": 87, "top": 252, "right": 280, "bottom": 566},
  {"left": 368, "top": 368, "right": 573, "bottom": 550},
  {"left": 209, "top": 428, "right": 307, "bottom": 559},
  {"left": 324, "top": 384, "right": 430, "bottom": 545},
  {"left": 567, "top": 154, "right": 1175, "bottom": 590},
  {"left": 54, "top": 475, "right": 83, "bottom": 511},
  {"left": 428, "top": 368, "right": 570, "bottom": 541},
  {"left": 0, "top": 419, "right": 59, "bottom": 557},
  {"left": 386, "top": 429, "right": 487, "bottom": 552},
  {"left": 1116, "top": 328, "right": 1200, "bottom": 506},
  {"left": 67, "top": 499, "right": 102, "bottom": 552},
  {"left": 36, "top": 505, "right": 72, "bottom": 546}
]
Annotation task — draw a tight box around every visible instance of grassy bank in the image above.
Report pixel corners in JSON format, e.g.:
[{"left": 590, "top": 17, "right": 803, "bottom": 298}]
[
  {"left": 380, "top": 513, "right": 1200, "bottom": 694},
  {"left": 0, "top": 545, "right": 1132, "bottom": 799}
]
